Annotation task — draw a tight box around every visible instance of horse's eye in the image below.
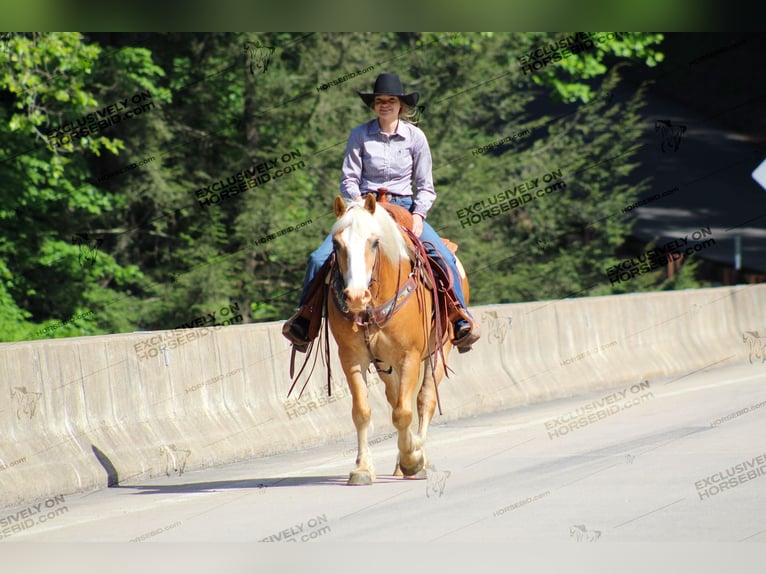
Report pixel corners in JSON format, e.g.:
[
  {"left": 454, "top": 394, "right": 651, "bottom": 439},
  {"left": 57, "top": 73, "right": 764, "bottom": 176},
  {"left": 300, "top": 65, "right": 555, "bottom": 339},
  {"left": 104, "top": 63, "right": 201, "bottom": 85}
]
[
  {"left": 372, "top": 238, "right": 380, "bottom": 249},
  {"left": 332, "top": 239, "right": 340, "bottom": 251}
]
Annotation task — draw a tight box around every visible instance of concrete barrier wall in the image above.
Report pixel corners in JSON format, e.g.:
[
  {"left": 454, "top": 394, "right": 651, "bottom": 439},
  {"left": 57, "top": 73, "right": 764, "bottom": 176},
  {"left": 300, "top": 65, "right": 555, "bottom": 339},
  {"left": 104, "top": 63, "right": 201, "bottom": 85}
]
[{"left": 1, "top": 284, "right": 764, "bottom": 508}]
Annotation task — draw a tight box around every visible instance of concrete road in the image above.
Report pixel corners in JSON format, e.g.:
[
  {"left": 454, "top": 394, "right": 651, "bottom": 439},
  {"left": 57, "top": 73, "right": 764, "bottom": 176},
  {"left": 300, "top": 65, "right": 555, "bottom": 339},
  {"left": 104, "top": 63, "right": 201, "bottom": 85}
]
[{"left": 1, "top": 362, "right": 764, "bottom": 545}]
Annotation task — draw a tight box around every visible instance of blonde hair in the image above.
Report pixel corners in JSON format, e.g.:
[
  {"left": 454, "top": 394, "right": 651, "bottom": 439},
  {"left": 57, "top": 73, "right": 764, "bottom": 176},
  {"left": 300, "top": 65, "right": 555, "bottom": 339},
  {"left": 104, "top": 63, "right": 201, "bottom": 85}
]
[{"left": 398, "top": 101, "right": 419, "bottom": 124}]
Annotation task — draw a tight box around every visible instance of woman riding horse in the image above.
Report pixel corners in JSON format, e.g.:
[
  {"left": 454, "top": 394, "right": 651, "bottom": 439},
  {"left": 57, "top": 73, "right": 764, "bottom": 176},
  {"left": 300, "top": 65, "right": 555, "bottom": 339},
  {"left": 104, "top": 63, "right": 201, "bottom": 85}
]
[
  {"left": 283, "top": 72, "right": 480, "bottom": 352},
  {"left": 327, "top": 192, "right": 467, "bottom": 483}
]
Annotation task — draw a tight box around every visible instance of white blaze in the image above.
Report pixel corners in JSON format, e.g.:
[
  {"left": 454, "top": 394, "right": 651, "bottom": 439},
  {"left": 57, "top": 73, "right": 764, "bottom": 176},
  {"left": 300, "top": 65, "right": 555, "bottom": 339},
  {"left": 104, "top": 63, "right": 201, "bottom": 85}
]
[{"left": 342, "top": 227, "right": 371, "bottom": 293}]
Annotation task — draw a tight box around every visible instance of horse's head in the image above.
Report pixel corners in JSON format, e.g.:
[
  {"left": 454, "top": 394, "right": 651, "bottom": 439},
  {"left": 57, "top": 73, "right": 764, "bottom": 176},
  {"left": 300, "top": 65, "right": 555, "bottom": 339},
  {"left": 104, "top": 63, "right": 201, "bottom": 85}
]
[{"left": 331, "top": 195, "right": 408, "bottom": 313}]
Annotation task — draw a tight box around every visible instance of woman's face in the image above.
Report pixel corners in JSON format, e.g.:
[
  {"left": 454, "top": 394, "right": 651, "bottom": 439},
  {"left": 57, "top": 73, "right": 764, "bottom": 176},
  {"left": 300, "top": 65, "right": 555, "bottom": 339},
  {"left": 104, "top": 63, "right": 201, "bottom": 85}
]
[{"left": 373, "top": 95, "right": 401, "bottom": 121}]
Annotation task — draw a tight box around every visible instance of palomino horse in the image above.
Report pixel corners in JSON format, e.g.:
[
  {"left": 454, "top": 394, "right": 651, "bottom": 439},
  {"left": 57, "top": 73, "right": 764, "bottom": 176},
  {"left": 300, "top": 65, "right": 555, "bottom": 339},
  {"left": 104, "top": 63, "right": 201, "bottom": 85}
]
[{"left": 328, "top": 194, "right": 469, "bottom": 485}]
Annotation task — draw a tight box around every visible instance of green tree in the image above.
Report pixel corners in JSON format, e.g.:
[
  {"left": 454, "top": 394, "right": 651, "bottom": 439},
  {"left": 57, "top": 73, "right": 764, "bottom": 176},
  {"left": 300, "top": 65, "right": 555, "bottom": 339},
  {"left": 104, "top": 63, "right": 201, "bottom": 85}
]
[{"left": 0, "top": 32, "right": 674, "bottom": 341}]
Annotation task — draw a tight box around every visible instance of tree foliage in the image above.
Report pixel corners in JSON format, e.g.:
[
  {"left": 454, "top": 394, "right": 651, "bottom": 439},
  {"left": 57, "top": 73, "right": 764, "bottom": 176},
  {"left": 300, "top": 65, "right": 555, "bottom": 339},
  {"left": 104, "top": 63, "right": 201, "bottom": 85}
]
[{"left": 0, "top": 31, "right": 682, "bottom": 342}]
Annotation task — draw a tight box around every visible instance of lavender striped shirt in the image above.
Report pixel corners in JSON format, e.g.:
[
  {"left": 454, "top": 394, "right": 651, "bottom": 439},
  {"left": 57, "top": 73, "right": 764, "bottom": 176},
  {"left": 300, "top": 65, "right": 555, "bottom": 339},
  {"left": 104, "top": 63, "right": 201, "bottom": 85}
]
[{"left": 340, "top": 119, "right": 436, "bottom": 218}]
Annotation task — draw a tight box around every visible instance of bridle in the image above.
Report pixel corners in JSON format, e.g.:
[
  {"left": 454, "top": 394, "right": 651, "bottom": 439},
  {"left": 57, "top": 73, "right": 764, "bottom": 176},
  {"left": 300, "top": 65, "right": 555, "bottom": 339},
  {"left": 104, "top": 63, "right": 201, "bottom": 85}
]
[{"left": 330, "top": 229, "right": 417, "bottom": 334}]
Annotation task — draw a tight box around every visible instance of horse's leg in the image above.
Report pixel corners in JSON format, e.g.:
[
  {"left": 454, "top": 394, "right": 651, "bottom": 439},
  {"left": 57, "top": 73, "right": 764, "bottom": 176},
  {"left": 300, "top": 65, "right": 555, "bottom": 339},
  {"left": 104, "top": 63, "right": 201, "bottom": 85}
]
[
  {"left": 377, "top": 368, "right": 407, "bottom": 477},
  {"left": 377, "top": 368, "right": 408, "bottom": 477},
  {"left": 393, "top": 352, "right": 427, "bottom": 477},
  {"left": 342, "top": 358, "right": 376, "bottom": 486},
  {"left": 416, "top": 351, "right": 445, "bottom": 454}
]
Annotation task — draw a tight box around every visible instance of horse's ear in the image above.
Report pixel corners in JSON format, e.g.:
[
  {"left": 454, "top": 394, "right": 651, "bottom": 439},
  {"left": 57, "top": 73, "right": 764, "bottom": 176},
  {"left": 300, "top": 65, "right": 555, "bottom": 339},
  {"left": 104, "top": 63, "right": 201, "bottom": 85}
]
[
  {"left": 334, "top": 196, "right": 346, "bottom": 217},
  {"left": 364, "top": 193, "right": 376, "bottom": 214}
]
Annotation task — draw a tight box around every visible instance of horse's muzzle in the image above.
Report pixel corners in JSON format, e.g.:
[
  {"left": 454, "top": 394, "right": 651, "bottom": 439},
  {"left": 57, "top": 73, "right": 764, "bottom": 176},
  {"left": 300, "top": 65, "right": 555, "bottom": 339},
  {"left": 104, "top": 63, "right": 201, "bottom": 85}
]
[{"left": 343, "top": 287, "right": 372, "bottom": 312}]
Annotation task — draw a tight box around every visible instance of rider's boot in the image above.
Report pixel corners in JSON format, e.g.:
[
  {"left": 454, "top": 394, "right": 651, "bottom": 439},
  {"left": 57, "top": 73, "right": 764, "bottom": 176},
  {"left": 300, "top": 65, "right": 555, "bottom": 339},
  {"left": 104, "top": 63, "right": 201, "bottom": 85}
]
[{"left": 451, "top": 306, "right": 480, "bottom": 353}]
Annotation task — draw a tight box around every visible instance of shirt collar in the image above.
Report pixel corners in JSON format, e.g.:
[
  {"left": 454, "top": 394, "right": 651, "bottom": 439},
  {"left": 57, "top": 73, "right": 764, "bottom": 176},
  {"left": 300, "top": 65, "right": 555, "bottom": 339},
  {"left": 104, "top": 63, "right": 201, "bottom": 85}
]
[{"left": 366, "top": 118, "right": 409, "bottom": 139}]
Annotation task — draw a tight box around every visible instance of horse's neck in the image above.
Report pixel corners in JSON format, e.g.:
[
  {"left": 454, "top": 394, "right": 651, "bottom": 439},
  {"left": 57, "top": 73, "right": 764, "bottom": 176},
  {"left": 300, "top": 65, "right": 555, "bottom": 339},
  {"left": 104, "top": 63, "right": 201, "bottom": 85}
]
[{"left": 372, "top": 250, "right": 411, "bottom": 303}]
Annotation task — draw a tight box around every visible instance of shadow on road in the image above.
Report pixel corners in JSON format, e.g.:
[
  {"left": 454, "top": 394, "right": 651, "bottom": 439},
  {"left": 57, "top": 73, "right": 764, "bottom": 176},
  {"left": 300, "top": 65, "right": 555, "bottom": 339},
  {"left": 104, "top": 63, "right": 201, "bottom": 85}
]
[{"left": 114, "top": 474, "right": 408, "bottom": 495}]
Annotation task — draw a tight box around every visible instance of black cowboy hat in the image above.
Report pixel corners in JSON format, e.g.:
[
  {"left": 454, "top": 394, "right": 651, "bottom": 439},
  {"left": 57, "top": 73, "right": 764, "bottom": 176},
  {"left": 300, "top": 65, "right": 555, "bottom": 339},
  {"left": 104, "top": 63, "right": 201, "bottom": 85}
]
[{"left": 358, "top": 73, "right": 419, "bottom": 108}]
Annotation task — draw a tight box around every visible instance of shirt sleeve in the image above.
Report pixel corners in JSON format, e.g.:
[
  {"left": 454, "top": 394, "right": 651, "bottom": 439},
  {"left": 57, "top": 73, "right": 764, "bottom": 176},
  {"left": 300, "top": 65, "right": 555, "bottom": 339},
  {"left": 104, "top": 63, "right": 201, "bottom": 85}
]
[
  {"left": 411, "top": 128, "right": 436, "bottom": 219},
  {"left": 340, "top": 127, "right": 364, "bottom": 201}
]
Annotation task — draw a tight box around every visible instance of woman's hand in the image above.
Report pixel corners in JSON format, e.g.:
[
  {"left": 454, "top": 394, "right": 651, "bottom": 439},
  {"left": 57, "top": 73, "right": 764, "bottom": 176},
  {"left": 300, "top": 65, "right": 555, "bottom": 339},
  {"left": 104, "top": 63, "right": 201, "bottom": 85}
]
[{"left": 412, "top": 213, "right": 424, "bottom": 237}]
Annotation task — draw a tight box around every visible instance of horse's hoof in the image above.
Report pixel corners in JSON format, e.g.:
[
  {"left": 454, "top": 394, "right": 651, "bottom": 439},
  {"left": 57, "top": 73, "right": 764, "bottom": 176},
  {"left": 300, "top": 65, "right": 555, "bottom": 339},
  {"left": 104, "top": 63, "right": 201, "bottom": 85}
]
[
  {"left": 399, "top": 456, "right": 425, "bottom": 477},
  {"left": 348, "top": 470, "right": 374, "bottom": 486},
  {"left": 404, "top": 468, "right": 428, "bottom": 480}
]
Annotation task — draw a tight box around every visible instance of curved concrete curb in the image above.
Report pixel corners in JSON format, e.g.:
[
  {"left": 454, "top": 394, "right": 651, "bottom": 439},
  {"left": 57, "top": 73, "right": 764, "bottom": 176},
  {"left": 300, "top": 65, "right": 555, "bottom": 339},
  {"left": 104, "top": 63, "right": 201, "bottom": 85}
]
[{"left": 1, "top": 284, "right": 763, "bottom": 509}]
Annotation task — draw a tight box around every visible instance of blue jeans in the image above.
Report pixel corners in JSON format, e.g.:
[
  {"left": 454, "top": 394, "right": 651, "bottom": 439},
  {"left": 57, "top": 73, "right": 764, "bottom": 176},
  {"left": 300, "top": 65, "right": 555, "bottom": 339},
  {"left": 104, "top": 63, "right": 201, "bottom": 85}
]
[{"left": 298, "top": 195, "right": 469, "bottom": 315}]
